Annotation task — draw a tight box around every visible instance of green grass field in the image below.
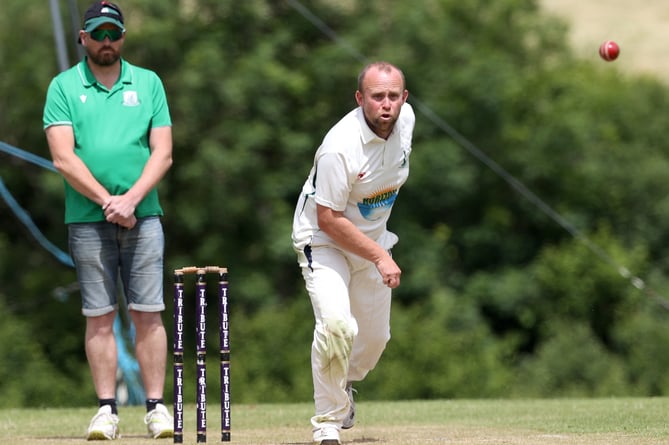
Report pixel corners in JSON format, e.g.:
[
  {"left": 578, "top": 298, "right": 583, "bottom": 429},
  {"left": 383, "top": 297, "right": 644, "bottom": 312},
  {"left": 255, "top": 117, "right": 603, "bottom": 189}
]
[{"left": 2, "top": 398, "right": 669, "bottom": 444}]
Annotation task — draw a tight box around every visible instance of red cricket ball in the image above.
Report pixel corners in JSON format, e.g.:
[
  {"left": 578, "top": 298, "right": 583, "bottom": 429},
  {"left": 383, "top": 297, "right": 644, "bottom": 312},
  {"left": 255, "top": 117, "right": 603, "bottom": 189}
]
[{"left": 599, "top": 40, "right": 620, "bottom": 62}]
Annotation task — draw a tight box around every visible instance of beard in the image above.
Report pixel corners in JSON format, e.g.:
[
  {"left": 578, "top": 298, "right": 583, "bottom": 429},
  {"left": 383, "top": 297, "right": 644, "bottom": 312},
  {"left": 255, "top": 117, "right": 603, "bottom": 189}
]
[
  {"left": 87, "top": 47, "right": 121, "bottom": 67},
  {"left": 365, "top": 114, "right": 398, "bottom": 138}
]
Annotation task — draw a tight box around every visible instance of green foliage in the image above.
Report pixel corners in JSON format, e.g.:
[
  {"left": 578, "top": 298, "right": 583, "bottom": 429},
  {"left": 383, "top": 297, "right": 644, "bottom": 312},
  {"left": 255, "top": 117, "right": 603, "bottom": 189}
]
[
  {"left": 364, "top": 289, "right": 514, "bottom": 399},
  {"left": 3, "top": 0, "right": 669, "bottom": 406},
  {"left": 614, "top": 305, "right": 669, "bottom": 395},
  {"left": 228, "top": 300, "right": 314, "bottom": 402},
  {"left": 513, "top": 321, "right": 629, "bottom": 397},
  {"left": 0, "top": 300, "right": 93, "bottom": 407}
]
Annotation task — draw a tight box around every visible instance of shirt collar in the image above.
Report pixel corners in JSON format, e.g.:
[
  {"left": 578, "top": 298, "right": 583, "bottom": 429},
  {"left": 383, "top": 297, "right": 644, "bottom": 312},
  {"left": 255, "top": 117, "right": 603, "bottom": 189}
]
[{"left": 77, "top": 57, "right": 132, "bottom": 89}]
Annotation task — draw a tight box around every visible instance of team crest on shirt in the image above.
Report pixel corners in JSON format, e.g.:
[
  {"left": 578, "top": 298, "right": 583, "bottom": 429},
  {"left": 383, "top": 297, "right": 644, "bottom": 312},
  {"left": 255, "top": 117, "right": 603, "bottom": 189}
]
[
  {"left": 122, "top": 91, "right": 140, "bottom": 106},
  {"left": 357, "top": 186, "right": 399, "bottom": 221},
  {"left": 400, "top": 150, "right": 409, "bottom": 168}
]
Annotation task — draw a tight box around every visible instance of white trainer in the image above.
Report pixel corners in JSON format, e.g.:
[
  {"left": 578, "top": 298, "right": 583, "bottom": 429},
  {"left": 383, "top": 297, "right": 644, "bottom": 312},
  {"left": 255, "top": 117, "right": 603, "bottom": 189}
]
[
  {"left": 86, "top": 405, "right": 120, "bottom": 440},
  {"left": 313, "top": 426, "right": 340, "bottom": 445},
  {"left": 342, "top": 382, "right": 356, "bottom": 430},
  {"left": 144, "top": 403, "right": 174, "bottom": 439}
]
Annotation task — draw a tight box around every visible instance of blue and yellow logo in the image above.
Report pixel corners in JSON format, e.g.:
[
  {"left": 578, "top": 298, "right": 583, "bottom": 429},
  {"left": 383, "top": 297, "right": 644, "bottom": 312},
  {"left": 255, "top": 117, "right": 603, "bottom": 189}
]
[{"left": 358, "top": 187, "right": 398, "bottom": 221}]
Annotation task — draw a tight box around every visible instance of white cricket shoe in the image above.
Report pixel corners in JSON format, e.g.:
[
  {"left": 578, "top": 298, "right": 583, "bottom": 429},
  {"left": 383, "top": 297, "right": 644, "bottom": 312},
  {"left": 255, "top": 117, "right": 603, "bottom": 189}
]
[
  {"left": 313, "top": 425, "right": 340, "bottom": 444},
  {"left": 342, "top": 382, "right": 356, "bottom": 430},
  {"left": 144, "top": 403, "right": 174, "bottom": 439},
  {"left": 86, "top": 405, "right": 120, "bottom": 440}
]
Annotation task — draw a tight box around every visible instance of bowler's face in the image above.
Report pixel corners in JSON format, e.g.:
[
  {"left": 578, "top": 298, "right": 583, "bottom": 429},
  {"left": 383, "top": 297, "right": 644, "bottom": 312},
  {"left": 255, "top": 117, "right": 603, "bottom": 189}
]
[{"left": 355, "top": 68, "right": 408, "bottom": 139}]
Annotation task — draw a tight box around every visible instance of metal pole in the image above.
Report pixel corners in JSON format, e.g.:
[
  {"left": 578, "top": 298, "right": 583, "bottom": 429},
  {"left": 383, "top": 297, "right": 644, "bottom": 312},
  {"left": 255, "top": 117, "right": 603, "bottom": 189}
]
[
  {"left": 67, "top": 0, "right": 85, "bottom": 60},
  {"left": 48, "top": 0, "right": 69, "bottom": 72}
]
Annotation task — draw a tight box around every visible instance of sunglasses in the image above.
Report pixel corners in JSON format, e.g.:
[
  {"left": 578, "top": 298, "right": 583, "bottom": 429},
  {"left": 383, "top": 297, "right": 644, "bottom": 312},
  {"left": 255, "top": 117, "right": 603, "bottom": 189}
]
[{"left": 89, "top": 28, "right": 124, "bottom": 42}]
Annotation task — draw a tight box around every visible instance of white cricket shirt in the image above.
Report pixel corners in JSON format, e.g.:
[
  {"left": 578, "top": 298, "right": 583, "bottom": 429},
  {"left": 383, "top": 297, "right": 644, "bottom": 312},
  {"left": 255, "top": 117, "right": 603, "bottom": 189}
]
[{"left": 292, "top": 103, "right": 415, "bottom": 250}]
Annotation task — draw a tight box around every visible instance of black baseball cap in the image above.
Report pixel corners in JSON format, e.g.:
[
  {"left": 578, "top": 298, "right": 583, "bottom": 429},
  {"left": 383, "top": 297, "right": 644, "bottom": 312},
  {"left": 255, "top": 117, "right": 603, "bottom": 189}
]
[{"left": 82, "top": 1, "right": 125, "bottom": 32}]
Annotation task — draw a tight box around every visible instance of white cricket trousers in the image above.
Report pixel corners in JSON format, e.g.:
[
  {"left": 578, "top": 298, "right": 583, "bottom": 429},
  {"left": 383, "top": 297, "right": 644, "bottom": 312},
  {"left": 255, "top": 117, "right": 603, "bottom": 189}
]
[{"left": 298, "top": 244, "right": 392, "bottom": 429}]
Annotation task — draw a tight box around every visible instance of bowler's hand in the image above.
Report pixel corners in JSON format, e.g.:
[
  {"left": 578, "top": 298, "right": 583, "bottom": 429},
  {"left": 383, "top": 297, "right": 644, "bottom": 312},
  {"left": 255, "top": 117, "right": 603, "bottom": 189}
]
[{"left": 375, "top": 254, "right": 401, "bottom": 288}]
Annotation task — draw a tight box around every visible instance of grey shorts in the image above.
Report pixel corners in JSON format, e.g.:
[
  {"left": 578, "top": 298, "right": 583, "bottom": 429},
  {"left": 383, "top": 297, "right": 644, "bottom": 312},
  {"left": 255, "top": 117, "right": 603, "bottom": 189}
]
[{"left": 68, "top": 216, "right": 165, "bottom": 317}]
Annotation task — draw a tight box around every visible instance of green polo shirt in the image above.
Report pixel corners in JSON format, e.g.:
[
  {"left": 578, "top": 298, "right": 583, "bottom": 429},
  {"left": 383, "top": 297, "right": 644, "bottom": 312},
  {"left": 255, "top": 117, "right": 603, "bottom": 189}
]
[{"left": 43, "top": 57, "right": 171, "bottom": 224}]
